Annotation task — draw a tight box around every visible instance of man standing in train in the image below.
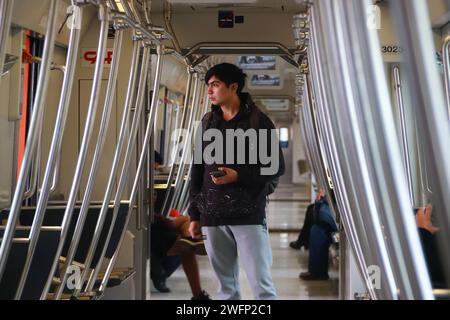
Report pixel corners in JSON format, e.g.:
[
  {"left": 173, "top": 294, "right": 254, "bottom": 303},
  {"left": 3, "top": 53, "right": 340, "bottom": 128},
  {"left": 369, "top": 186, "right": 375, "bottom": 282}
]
[{"left": 188, "top": 63, "right": 285, "bottom": 300}]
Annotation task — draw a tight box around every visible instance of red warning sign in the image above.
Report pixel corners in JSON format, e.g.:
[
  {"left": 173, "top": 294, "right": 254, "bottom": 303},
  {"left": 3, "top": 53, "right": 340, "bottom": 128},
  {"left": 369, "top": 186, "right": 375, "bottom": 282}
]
[{"left": 81, "top": 48, "right": 113, "bottom": 67}]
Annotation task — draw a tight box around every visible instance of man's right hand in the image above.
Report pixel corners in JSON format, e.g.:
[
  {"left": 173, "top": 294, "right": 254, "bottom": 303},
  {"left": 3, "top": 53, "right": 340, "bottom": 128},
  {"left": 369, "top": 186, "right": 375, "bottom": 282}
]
[{"left": 189, "top": 221, "right": 203, "bottom": 239}]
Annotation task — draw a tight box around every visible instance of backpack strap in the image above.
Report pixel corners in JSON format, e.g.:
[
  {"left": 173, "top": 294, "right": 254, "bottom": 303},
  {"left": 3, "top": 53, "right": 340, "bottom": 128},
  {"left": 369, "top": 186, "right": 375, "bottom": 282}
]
[
  {"left": 249, "top": 105, "right": 261, "bottom": 130},
  {"left": 201, "top": 112, "right": 213, "bottom": 132}
]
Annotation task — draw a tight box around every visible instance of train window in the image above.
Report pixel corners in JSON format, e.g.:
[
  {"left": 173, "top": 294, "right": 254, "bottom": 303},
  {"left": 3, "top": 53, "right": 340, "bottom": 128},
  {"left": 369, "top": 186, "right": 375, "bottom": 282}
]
[{"left": 279, "top": 127, "right": 289, "bottom": 148}]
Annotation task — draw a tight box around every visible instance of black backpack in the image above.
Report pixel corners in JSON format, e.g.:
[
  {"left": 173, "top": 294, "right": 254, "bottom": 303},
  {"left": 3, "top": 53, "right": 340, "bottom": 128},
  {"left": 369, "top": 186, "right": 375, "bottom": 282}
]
[{"left": 200, "top": 106, "right": 279, "bottom": 196}]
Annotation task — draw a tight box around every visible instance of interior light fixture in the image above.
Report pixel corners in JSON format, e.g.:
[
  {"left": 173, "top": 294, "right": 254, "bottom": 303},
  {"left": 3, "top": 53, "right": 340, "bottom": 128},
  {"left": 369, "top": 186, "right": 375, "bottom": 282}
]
[{"left": 167, "top": 0, "right": 257, "bottom": 4}]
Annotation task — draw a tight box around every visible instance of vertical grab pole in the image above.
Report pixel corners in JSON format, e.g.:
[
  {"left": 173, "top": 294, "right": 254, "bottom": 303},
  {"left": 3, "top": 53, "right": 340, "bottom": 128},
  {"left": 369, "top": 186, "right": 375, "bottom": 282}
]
[
  {"left": 70, "top": 44, "right": 151, "bottom": 297},
  {"left": 442, "top": 35, "right": 450, "bottom": 120},
  {"left": 40, "top": 36, "right": 141, "bottom": 302},
  {"left": 178, "top": 83, "right": 208, "bottom": 213},
  {"left": 168, "top": 74, "right": 200, "bottom": 211},
  {"left": 390, "top": 0, "right": 450, "bottom": 287},
  {"left": 15, "top": 4, "right": 84, "bottom": 300},
  {"left": 65, "top": 28, "right": 124, "bottom": 297},
  {"left": 393, "top": 66, "right": 414, "bottom": 205},
  {"left": 93, "top": 44, "right": 165, "bottom": 293},
  {"left": 0, "top": 0, "right": 13, "bottom": 83},
  {"left": 0, "top": 0, "right": 58, "bottom": 280},
  {"left": 160, "top": 70, "right": 194, "bottom": 217},
  {"left": 51, "top": 3, "right": 110, "bottom": 300}
]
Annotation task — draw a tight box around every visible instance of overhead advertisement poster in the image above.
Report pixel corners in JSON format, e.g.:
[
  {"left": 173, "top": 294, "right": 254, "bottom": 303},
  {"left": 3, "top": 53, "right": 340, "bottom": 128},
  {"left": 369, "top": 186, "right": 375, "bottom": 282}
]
[{"left": 237, "top": 56, "right": 276, "bottom": 70}]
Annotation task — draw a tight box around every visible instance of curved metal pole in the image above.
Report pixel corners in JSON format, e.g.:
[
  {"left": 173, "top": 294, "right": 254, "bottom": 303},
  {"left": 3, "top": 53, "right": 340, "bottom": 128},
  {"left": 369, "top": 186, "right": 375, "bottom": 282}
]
[
  {"left": 0, "top": 0, "right": 58, "bottom": 281},
  {"left": 51, "top": 4, "right": 110, "bottom": 300},
  {"left": 335, "top": 0, "right": 433, "bottom": 299},
  {"left": 169, "top": 74, "right": 200, "bottom": 211},
  {"left": 312, "top": 1, "right": 398, "bottom": 299},
  {"left": 40, "top": 37, "right": 141, "bottom": 301},
  {"left": 167, "top": 103, "right": 181, "bottom": 165},
  {"left": 302, "top": 88, "right": 328, "bottom": 191},
  {"left": 23, "top": 123, "right": 41, "bottom": 200},
  {"left": 49, "top": 150, "right": 61, "bottom": 194},
  {"left": 89, "top": 45, "right": 165, "bottom": 294},
  {"left": 119, "top": 0, "right": 140, "bottom": 24},
  {"left": 112, "top": 12, "right": 161, "bottom": 44},
  {"left": 65, "top": 44, "right": 149, "bottom": 298},
  {"left": 163, "top": 102, "right": 174, "bottom": 166},
  {"left": 177, "top": 84, "right": 208, "bottom": 213},
  {"left": 321, "top": 0, "right": 400, "bottom": 299},
  {"left": 304, "top": 37, "right": 369, "bottom": 297},
  {"left": 56, "top": 45, "right": 148, "bottom": 300},
  {"left": 442, "top": 35, "right": 450, "bottom": 120},
  {"left": 0, "top": 0, "right": 13, "bottom": 83},
  {"left": 160, "top": 71, "right": 194, "bottom": 217},
  {"left": 64, "top": 29, "right": 124, "bottom": 297},
  {"left": 393, "top": 66, "right": 414, "bottom": 205},
  {"left": 14, "top": 5, "right": 84, "bottom": 300},
  {"left": 128, "top": 0, "right": 143, "bottom": 25},
  {"left": 390, "top": 0, "right": 450, "bottom": 294}
]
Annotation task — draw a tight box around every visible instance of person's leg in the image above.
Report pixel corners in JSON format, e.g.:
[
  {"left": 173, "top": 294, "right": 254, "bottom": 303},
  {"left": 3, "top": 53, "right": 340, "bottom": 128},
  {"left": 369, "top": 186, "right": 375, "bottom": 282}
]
[
  {"left": 172, "top": 215, "right": 191, "bottom": 238},
  {"left": 231, "top": 223, "right": 277, "bottom": 300},
  {"left": 161, "top": 255, "right": 182, "bottom": 278},
  {"left": 291, "top": 203, "right": 315, "bottom": 249},
  {"left": 202, "top": 226, "right": 241, "bottom": 300},
  {"left": 150, "top": 254, "right": 170, "bottom": 292},
  {"left": 298, "top": 203, "right": 315, "bottom": 247},
  {"left": 307, "top": 224, "right": 331, "bottom": 277},
  {"left": 180, "top": 252, "right": 202, "bottom": 297}
]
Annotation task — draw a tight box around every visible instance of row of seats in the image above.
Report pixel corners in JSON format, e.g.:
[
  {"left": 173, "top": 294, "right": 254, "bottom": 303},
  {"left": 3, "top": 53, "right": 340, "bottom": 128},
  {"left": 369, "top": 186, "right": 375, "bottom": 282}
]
[{"left": 0, "top": 202, "right": 132, "bottom": 300}]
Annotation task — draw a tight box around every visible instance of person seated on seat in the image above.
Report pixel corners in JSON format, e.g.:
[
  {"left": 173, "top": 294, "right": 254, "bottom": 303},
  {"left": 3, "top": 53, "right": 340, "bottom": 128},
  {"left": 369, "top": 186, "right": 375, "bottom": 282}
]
[
  {"left": 150, "top": 151, "right": 210, "bottom": 300},
  {"left": 299, "top": 192, "right": 337, "bottom": 281},
  {"left": 415, "top": 204, "right": 446, "bottom": 288},
  {"left": 150, "top": 212, "right": 210, "bottom": 299},
  {"left": 290, "top": 190, "right": 326, "bottom": 250}
]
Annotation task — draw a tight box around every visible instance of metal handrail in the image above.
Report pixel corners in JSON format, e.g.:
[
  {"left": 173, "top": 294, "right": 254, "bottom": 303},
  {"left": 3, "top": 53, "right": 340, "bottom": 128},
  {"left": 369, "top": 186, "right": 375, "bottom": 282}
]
[
  {"left": 177, "top": 84, "right": 208, "bottom": 213},
  {"left": 172, "top": 82, "right": 205, "bottom": 210},
  {"left": 0, "top": 0, "right": 13, "bottom": 87},
  {"left": 311, "top": 1, "right": 400, "bottom": 299},
  {"left": 40, "top": 37, "right": 140, "bottom": 300},
  {"left": 0, "top": 0, "right": 58, "bottom": 281},
  {"left": 305, "top": 17, "right": 369, "bottom": 297},
  {"left": 23, "top": 60, "right": 65, "bottom": 199},
  {"left": 167, "top": 75, "right": 200, "bottom": 212},
  {"left": 183, "top": 41, "right": 295, "bottom": 57},
  {"left": 68, "top": 29, "right": 127, "bottom": 298},
  {"left": 390, "top": 0, "right": 450, "bottom": 289},
  {"left": 338, "top": 0, "right": 433, "bottom": 299},
  {"left": 111, "top": 12, "right": 161, "bottom": 44},
  {"left": 64, "top": 43, "right": 149, "bottom": 297},
  {"left": 14, "top": 4, "right": 84, "bottom": 300},
  {"left": 160, "top": 71, "right": 194, "bottom": 217},
  {"left": 22, "top": 123, "right": 41, "bottom": 200},
  {"left": 51, "top": 3, "right": 110, "bottom": 299},
  {"left": 168, "top": 103, "right": 182, "bottom": 166},
  {"left": 393, "top": 66, "right": 414, "bottom": 205},
  {"left": 127, "top": 0, "right": 143, "bottom": 25},
  {"left": 442, "top": 35, "right": 450, "bottom": 120},
  {"left": 94, "top": 44, "right": 165, "bottom": 293}
]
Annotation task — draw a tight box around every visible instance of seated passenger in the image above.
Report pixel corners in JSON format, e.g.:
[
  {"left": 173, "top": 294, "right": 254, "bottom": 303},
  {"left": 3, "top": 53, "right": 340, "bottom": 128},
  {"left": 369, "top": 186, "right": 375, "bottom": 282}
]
[
  {"left": 299, "top": 194, "right": 337, "bottom": 281},
  {"left": 416, "top": 204, "right": 446, "bottom": 288},
  {"left": 290, "top": 190, "right": 326, "bottom": 250},
  {"left": 150, "top": 151, "right": 210, "bottom": 300}
]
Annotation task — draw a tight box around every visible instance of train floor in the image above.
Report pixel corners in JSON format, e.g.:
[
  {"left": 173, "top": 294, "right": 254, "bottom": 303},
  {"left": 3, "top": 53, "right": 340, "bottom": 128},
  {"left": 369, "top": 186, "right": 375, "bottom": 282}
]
[{"left": 148, "top": 184, "right": 339, "bottom": 300}]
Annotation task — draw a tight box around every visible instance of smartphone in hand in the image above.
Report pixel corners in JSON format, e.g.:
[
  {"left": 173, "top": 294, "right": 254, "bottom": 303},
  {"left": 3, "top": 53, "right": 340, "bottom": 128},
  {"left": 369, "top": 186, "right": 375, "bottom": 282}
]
[{"left": 210, "top": 170, "right": 226, "bottom": 177}]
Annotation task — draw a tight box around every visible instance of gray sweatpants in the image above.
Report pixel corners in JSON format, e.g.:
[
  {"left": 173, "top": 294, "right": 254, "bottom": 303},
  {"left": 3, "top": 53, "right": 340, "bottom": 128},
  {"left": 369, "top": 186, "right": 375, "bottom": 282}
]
[{"left": 202, "top": 224, "right": 277, "bottom": 300}]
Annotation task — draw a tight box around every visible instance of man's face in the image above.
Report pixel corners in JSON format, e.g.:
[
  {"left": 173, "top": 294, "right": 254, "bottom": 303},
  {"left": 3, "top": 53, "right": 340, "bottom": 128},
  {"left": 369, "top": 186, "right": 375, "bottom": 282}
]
[{"left": 207, "top": 75, "right": 238, "bottom": 106}]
